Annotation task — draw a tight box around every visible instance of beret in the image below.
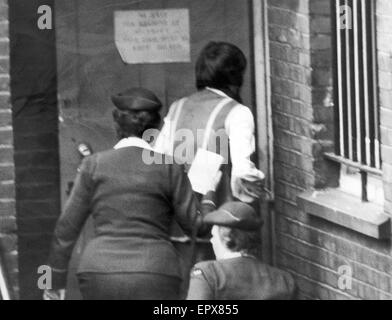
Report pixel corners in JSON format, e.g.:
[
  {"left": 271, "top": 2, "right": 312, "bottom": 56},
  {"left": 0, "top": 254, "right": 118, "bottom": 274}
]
[
  {"left": 203, "top": 202, "right": 263, "bottom": 231},
  {"left": 111, "top": 87, "right": 162, "bottom": 112}
]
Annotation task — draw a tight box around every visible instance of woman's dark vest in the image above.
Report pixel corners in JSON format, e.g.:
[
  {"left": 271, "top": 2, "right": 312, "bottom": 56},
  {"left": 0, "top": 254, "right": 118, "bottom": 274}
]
[{"left": 170, "top": 89, "right": 238, "bottom": 205}]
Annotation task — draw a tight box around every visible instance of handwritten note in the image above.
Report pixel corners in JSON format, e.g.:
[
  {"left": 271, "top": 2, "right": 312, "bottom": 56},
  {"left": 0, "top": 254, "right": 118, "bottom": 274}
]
[{"left": 114, "top": 9, "right": 190, "bottom": 64}]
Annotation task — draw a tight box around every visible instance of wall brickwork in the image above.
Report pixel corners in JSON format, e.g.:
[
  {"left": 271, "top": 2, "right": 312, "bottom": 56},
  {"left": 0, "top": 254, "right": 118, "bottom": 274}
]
[
  {"left": 268, "top": 0, "right": 392, "bottom": 300},
  {"left": 0, "top": 0, "right": 18, "bottom": 299}
]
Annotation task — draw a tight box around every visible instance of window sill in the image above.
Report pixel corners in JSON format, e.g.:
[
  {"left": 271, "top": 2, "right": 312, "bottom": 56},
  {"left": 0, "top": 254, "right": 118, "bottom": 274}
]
[{"left": 297, "top": 189, "right": 391, "bottom": 240}]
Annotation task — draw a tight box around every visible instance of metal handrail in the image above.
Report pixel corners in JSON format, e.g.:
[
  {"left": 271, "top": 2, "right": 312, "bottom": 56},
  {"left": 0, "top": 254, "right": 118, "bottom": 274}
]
[
  {"left": 324, "top": 152, "right": 382, "bottom": 202},
  {"left": 324, "top": 152, "right": 382, "bottom": 176}
]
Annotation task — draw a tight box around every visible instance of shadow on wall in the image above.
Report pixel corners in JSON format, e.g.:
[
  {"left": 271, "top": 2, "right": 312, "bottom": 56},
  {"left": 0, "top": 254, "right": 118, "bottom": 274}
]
[{"left": 10, "top": 0, "right": 61, "bottom": 300}]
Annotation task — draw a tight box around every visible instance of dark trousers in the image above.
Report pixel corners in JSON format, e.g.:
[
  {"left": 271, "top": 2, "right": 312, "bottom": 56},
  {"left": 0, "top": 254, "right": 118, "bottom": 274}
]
[{"left": 77, "top": 272, "right": 182, "bottom": 300}]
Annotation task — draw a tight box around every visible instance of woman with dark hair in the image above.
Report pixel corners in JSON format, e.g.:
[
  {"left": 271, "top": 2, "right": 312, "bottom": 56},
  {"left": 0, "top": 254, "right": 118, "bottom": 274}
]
[
  {"left": 195, "top": 41, "right": 247, "bottom": 103},
  {"left": 187, "top": 202, "right": 297, "bottom": 300},
  {"left": 154, "top": 42, "right": 265, "bottom": 275},
  {"left": 156, "top": 41, "right": 264, "bottom": 206},
  {"left": 43, "top": 88, "right": 212, "bottom": 300}
]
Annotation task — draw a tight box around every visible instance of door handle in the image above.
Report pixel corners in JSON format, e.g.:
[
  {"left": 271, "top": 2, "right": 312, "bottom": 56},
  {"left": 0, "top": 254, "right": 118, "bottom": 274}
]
[
  {"left": 66, "top": 143, "right": 94, "bottom": 197},
  {"left": 77, "top": 143, "right": 93, "bottom": 158}
]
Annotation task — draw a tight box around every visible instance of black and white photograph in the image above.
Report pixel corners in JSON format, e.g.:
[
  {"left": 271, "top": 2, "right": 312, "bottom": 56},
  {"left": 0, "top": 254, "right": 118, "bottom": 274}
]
[{"left": 0, "top": 0, "right": 391, "bottom": 304}]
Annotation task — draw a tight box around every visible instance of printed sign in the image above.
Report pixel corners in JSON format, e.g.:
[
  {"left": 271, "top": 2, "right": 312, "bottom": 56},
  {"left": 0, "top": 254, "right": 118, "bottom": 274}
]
[{"left": 114, "top": 9, "right": 190, "bottom": 64}]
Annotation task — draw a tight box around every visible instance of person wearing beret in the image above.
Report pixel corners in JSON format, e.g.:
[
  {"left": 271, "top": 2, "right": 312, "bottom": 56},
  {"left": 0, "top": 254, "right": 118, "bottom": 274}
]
[
  {"left": 186, "top": 202, "right": 297, "bottom": 300},
  {"left": 44, "top": 88, "right": 214, "bottom": 300}
]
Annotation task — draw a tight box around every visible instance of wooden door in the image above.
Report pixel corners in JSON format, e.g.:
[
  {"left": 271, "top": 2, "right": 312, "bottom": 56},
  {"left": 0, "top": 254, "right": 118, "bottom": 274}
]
[{"left": 55, "top": 0, "right": 271, "bottom": 299}]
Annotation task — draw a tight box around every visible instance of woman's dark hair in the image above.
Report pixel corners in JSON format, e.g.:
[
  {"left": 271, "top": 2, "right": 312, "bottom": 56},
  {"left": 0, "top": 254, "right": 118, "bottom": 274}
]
[
  {"left": 219, "top": 226, "right": 261, "bottom": 256},
  {"left": 196, "top": 41, "right": 247, "bottom": 102},
  {"left": 112, "top": 109, "right": 161, "bottom": 139}
]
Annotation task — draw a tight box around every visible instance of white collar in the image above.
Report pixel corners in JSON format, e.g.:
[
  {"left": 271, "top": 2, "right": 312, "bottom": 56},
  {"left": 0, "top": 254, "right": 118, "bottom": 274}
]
[
  {"left": 206, "top": 87, "right": 230, "bottom": 98},
  {"left": 114, "top": 137, "right": 153, "bottom": 151},
  {"left": 218, "top": 251, "right": 243, "bottom": 260},
  {"left": 217, "top": 252, "right": 257, "bottom": 261}
]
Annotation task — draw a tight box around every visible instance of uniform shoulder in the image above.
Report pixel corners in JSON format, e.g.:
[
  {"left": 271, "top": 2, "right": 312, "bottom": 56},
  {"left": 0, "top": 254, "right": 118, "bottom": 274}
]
[
  {"left": 265, "top": 264, "right": 297, "bottom": 291},
  {"left": 264, "top": 263, "right": 293, "bottom": 278},
  {"left": 193, "top": 260, "right": 217, "bottom": 271},
  {"left": 92, "top": 148, "right": 124, "bottom": 161},
  {"left": 141, "top": 148, "right": 177, "bottom": 165},
  {"left": 228, "top": 102, "right": 253, "bottom": 118},
  {"left": 79, "top": 153, "right": 99, "bottom": 171},
  {"left": 191, "top": 260, "right": 218, "bottom": 278}
]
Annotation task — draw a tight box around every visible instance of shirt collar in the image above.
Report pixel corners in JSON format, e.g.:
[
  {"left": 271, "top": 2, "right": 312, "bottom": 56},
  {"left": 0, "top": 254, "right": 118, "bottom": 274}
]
[
  {"left": 220, "top": 252, "right": 243, "bottom": 260},
  {"left": 114, "top": 137, "right": 153, "bottom": 150},
  {"left": 206, "top": 87, "right": 230, "bottom": 98}
]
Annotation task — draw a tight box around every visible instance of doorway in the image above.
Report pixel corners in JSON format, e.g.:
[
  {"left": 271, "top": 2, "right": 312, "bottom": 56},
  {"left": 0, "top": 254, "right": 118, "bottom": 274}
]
[{"left": 55, "top": 0, "right": 272, "bottom": 299}]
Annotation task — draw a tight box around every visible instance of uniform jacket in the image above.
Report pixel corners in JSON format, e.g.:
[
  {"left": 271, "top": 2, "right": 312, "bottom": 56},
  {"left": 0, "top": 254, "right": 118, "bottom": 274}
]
[
  {"left": 187, "top": 256, "right": 297, "bottom": 300},
  {"left": 48, "top": 144, "right": 204, "bottom": 289}
]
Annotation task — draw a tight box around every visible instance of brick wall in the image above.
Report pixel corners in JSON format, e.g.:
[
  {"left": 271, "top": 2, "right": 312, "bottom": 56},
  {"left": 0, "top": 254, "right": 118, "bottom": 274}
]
[
  {"left": 268, "top": 0, "right": 392, "bottom": 300},
  {"left": 0, "top": 0, "right": 18, "bottom": 299},
  {"left": 10, "top": 0, "right": 60, "bottom": 300}
]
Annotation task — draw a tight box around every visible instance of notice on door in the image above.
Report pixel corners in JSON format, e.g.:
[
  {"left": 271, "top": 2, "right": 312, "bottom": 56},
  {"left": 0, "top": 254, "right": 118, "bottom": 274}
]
[{"left": 114, "top": 9, "right": 190, "bottom": 64}]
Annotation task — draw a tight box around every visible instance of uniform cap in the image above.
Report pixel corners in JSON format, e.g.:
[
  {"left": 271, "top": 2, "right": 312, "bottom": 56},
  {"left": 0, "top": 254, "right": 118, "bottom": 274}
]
[
  {"left": 203, "top": 201, "right": 263, "bottom": 231},
  {"left": 111, "top": 88, "right": 162, "bottom": 112}
]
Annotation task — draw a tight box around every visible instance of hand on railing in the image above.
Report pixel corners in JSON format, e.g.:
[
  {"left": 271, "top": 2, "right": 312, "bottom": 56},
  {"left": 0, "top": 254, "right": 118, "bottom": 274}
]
[{"left": 238, "top": 177, "right": 265, "bottom": 200}]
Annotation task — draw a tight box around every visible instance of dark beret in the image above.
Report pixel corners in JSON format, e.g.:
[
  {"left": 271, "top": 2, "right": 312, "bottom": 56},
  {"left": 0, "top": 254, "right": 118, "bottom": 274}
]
[
  {"left": 111, "top": 88, "right": 162, "bottom": 112},
  {"left": 203, "top": 202, "right": 263, "bottom": 231}
]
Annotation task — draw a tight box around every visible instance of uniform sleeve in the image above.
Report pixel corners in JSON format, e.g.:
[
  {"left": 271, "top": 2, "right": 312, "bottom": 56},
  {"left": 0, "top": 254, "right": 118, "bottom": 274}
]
[
  {"left": 186, "top": 266, "right": 214, "bottom": 300},
  {"left": 225, "top": 105, "right": 265, "bottom": 203},
  {"left": 47, "top": 156, "right": 96, "bottom": 289},
  {"left": 169, "top": 163, "right": 206, "bottom": 237}
]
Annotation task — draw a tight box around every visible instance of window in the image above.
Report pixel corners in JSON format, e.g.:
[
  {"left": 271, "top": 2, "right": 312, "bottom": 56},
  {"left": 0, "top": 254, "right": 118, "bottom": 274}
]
[{"left": 328, "top": 0, "right": 382, "bottom": 203}]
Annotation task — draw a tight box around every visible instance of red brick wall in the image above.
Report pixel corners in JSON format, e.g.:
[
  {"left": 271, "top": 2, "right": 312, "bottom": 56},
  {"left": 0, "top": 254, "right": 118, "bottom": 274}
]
[
  {"left": 268, "top": 0, "right": 392, "bottom": 300},
  {"left": 0, "top": 0, "right": 18, "bottom": 299}
]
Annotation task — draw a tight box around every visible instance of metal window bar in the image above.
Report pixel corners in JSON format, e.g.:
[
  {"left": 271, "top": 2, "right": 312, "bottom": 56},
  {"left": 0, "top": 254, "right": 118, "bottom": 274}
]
[
  {"left": 353, "top": 0, "right": 361, "bottom": 164},
  {"left": 331, "top": 0, "right": 342, "bottom": 155},
  {"left": 330, "top": 0, "right": 381, "bottom": 202},
  {"left": 340, "top": 0, "right": 350, "bottom": 158},
  {"left": 370, "top": 0, "right": 381, "bottom": 170},
  {"left": 361, "top": 0, "right": 371, "bottom": 166},
  {"left": 346, "top": 0, "right": 354, "bottom": 160}
]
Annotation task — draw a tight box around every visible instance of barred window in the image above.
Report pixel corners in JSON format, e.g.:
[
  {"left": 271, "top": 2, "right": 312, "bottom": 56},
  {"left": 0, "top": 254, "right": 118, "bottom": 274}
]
[{"left": 328, "top": 0, "right": 382, "bottom": 203}]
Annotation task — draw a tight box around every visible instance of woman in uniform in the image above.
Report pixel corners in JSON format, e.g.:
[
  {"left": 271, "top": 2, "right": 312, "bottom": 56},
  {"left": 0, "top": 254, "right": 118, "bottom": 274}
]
[
  {"left": 187, "top": 202, "right": 297, "bottom": 300},
  {"left": 43, "top": 88, "right": 212, "bottom": 300}
]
